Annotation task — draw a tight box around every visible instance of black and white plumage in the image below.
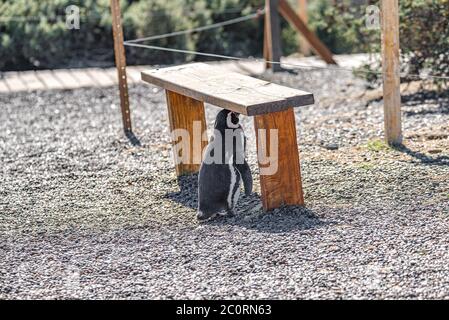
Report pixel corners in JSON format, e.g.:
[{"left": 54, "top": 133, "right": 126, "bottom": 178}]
[{"left": 197, "top": 109, "right": 253, "bottom": 220}]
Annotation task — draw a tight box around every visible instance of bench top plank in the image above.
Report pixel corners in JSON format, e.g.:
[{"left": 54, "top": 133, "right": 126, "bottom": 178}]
[{"left": 141, "top": 63, "right": 314, "bottom": 116}]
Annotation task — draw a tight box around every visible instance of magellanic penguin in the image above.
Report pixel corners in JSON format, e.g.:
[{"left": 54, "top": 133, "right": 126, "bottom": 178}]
[{"left": 197, "top": 109, "right": 253, "bottom": 220}]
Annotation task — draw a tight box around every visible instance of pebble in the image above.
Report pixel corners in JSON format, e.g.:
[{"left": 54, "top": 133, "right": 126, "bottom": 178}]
[{"left": 0, "top": 69, "right": 448, "bottom": 299}]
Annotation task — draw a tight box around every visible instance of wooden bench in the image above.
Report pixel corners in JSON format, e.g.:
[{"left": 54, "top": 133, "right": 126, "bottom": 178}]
[{"left": 141, "top": 63, "right": 314, "bottom": 211}]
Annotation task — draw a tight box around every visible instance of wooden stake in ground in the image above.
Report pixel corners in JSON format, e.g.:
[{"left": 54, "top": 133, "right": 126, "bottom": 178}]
[
  {"left": 278, "top": 0, "right": 336, "bottom": 65},
  {"left": 297, "top": 0, "right": 311, "bottom": 56},
  {"left": 264, "top": 0, "right": 283, "bottom": 72},
  {"left": 381, "top": 0, "right": 402, "bottom": 145},
  {"left": 110, "top": 0, "right": 132, "bottom": 133}
]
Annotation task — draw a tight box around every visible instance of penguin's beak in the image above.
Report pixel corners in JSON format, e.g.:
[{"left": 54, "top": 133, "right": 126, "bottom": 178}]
[{"left": 231, "top": 111, "right": 240, "bottom": 118}]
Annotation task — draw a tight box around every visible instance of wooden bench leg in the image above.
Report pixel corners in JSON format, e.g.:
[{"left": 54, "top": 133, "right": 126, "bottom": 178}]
[
  {"left": 254, "top": 108, "right": 304, "bottom": 210},
  {"left": 165, "top": 90, "right": 208, "bottom": 176}
]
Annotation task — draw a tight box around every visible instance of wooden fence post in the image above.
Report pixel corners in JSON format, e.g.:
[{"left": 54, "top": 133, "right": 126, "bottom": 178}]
[
  {"left": 264, "top": 0, "right": 283, "bottom": 72},
  {"left": 381, "top": 0, "right": 402, "bottom": 145},
  {"left": 110, "top": 0, "right": 132, "bottom": 133},
  {"left": 297, "top": 0, "right": 311, "bottom": 56},
  {"left": 278, "top": 0, "right": 336, "bottom": 64}
]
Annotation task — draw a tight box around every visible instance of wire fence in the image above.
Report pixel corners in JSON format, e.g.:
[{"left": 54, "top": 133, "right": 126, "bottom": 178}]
[
  {"left": 123, "top": 10, "right": 449, "bottom": 81},
  {"left": 125, "top": 9, "right": 265, "bottom": 44}
]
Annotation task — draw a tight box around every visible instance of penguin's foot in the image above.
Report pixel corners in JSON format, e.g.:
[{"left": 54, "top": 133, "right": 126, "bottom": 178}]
[
  {"left": 223, "top": 209, "right": 236, "bottom": 217},
  {"left": 198, "top": 209, "right": 235, "bottom": 221},
  {"left": 196, "top": 211, "right": 210, "bottom": 220},
  {"left": 197, "top": 210, "right": 216, "bottom": 221}
]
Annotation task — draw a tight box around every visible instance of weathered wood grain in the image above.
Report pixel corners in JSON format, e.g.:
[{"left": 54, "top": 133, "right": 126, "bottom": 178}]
[
  {"left": 381, "top": 0, "right": 402, "bottom": 145},
  {"left": 110, "top": 0, "right": 132, "bottom": 132},
  {"left": 254, "top": 108, "right": 304, "bottom": 210},
  {"left": 52, "top": 70, "right": 80, "bottom": 88},
  {"left": 142, "top": 63, "right": 314, "bottom": 116},
  {"left": 264, "top": 0, "right": 283, "bottom": 72},
  {"left": 278, "top": 0, "right": 337, "bottom": 65},
  {"left": 297, "top": 0, "right": 311, "bottom": 56},
  {"left": 166, "top": 90, "right": 208, "bottom": 176},
  {"left": 35, "top": 71, "right": 65, "bottom": 90},
  {"left": 3, "top": 72, "right": 27, "bottom": 92},
  {"left": 263, "top": 14, "right": 269, "bottom": 69}
]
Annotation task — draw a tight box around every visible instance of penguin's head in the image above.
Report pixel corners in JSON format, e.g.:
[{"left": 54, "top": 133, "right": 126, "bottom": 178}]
[{"left": 214, "top": 109, "right": 240, "bottom": 131}]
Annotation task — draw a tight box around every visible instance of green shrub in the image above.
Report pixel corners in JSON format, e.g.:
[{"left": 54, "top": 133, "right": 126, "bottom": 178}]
[
  {"left": 0, "top": 0, "right": 117, "bottom": 70},
  {"left": 124, "top": 0, "right": 210, "bottom": 64},
  {"left": 124, "top": 0, "right": 298, "bottom": 64},
  {"left": 398, "top": 0, "right": 449, "bottom": 85},
  {"left": 0, "top": 0, "right": 299, "bottom": 70},
  {"left": 308, "top": 0, "right": 374, "bottom": 54},
  {"left": 2, "top": 0, "right": 446, "bottom": 81},
  {"left": 307, "top": 0, "right": 449, "bottom": 86}
]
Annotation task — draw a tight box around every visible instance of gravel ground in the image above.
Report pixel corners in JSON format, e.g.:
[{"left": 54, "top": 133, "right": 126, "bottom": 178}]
[{"left": 1, "top": 65, "right": 448, "bottom": 299}]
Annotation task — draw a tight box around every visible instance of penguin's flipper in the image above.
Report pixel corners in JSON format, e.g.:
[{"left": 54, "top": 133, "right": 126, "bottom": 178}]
[{"left": 235, "top": 161, "right": 253, "bottom": 196}]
